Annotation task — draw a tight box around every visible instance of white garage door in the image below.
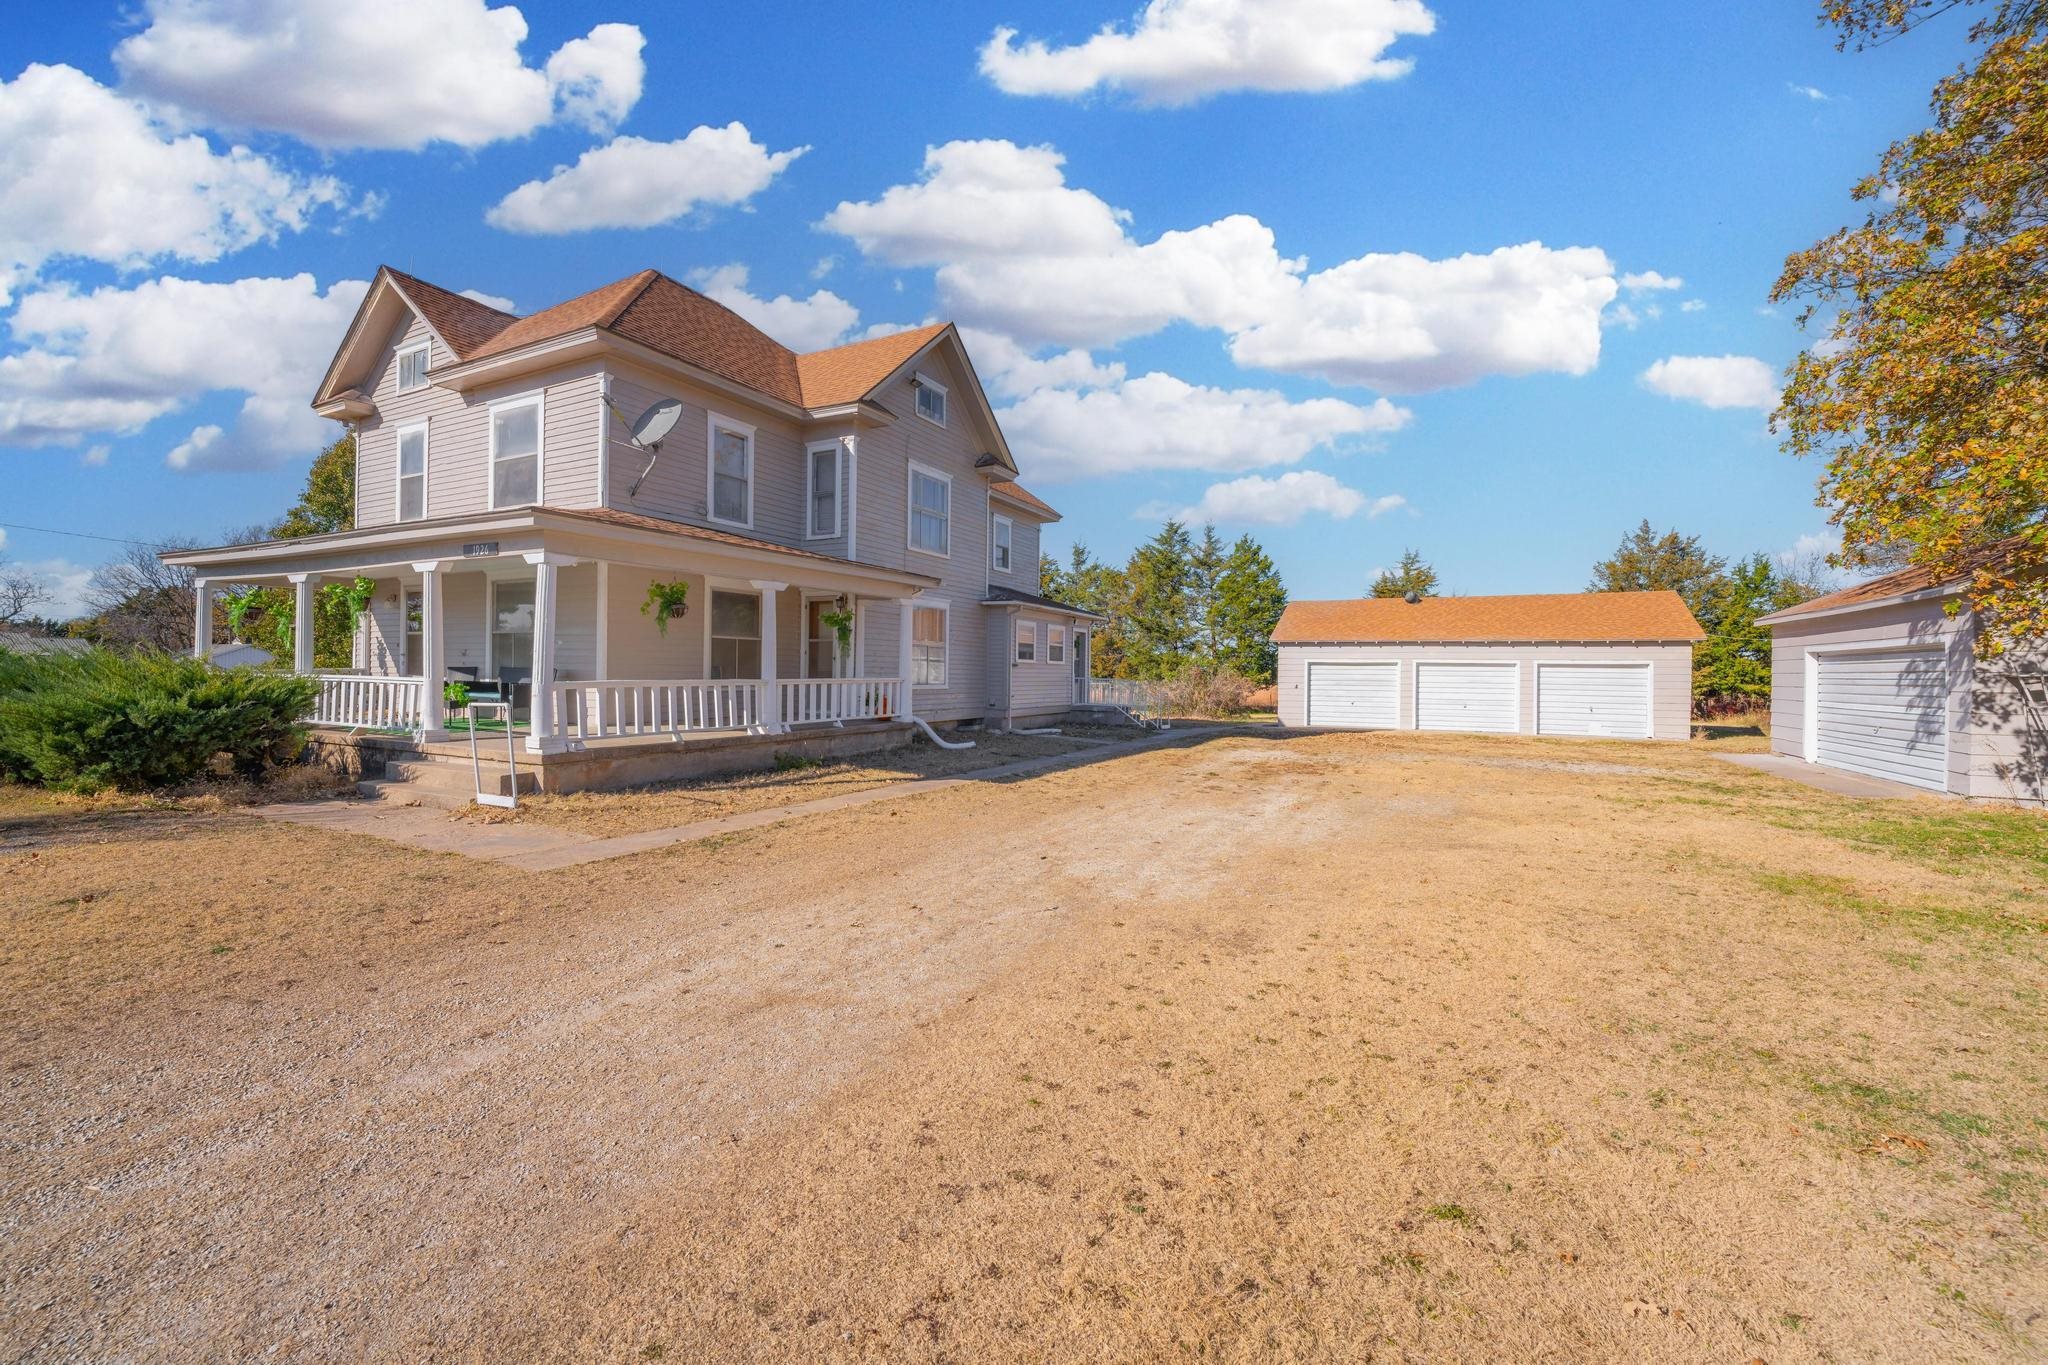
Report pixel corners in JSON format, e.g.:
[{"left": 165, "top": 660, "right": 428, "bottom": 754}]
[
  {"left": 1816, "top": 649, "right": 1948, "bottom": 791},
  {"left": 1538, "top": 663, "right": 1651, "bottom": 738},
  {"left": 1415, "top": 662, "right": 1518, "bottom": 733},
  {"left": 1306, "top": 661, "right": 1398, "bottom": 729}
]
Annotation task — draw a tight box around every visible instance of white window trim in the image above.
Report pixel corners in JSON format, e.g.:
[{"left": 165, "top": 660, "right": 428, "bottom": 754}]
[
  {"left": 1048, "top": 624, "right": 1066, "bottom": 664},
  {"left": 707, "top": 411, "right": 757, "bottom": 530},
  {"left": 703, "top": 582, "right": 765, "bottom": 680},
  {"left": 991, "top": 513, "right": 1013, "bottom": 573},
  {"left": 913, "top": 371, "right": 948, "bottom": 427},
  {"left": 907, "top": 459, "right": 952, "bottom": 559},
  {"left": 804, "top": 440, "right": 841, "bottom": 540},
  {"left": 486, "top": 390, "right": 545, "bottom": 511},
  {"left": 394, "top": 420, "right": 429, "bottom": 523},
  {"left": 1015, "top": 618, "right": 1037, "bottom": 663},
  {"left": 911, "top": 598, "right": 949, "bottom": 689},
  {"left": 394, "top": 340, "right": 430, "bottom": 393}
]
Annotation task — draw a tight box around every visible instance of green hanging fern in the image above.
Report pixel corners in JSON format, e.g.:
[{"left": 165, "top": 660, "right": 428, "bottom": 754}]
[{"left": 642, "top": 580, "right": 691, "bottom": 635}]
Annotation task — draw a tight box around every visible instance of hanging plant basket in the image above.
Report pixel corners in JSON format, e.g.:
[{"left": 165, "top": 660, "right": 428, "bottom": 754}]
[{"left": 642, "top": 580, "right": 691, "bottom": 635}]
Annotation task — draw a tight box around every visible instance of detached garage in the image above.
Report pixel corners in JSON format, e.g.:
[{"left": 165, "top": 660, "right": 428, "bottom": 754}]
[
  {"left": 1760, "top": 553, "right": 2046, "bottom": 803},
  {"left": 1275, "top": 592, "right": 1703, "bottom": 741}
]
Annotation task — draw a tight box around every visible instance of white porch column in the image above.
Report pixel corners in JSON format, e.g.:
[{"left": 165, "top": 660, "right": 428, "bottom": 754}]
[
  {"left": 523, "top": 551, "right": 575, "bottom": 753},
  {"left": 413, "top": 561, "right": 447, "bottom": 739},
  {"left": 287, "top": 574, "right": 316, "bottom": 675},
  {"left": 193, "top": 579, "right": 213, "bottom": 661},
  {"left": 751, "top": 579, "right": 788, "bottom": 733}
]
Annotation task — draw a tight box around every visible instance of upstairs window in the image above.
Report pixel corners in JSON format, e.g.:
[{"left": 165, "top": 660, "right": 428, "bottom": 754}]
[
  {"left": 395, "top": 341, "right": 430, "bottom": 392},
  {"left": 807, "top": 442, "right": 840, "bottom": 539},
  {"left": 912, "top": 604, "right": 948, "bottom": 687},
  {"left": 1015, "top": 619, "right": 1036, "bottom": 663},
  {"left": 992, "top": 514, "right": 1013, "bottom": 573},
  {"left": 909, "top": 463, "right": 950, "bottom": 556},
  {"left": 709, "top": 415, "right": 754, "bottom": 526},
  {"left": 489, "top": 396, "right": 540, "bottom": 508},
  {"left": 396, "top": 423, "right": 427, "bottom": 521},
  {"left": 914, "top": 373, "right": 947, "bottom": 426}
]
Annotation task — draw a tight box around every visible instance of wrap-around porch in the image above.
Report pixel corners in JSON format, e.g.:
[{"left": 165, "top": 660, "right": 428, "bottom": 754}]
[{"left": 178, "top": 507, "right": 941, "bottom": 755}]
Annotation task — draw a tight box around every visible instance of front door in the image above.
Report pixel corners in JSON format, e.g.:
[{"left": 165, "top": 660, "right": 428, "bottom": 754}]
[
  {"left": 805, "top": 598, "right": 843, "bottom": 678},
  {"left": 1071, "top": 629, "right": 1088, "bottom": 703}
]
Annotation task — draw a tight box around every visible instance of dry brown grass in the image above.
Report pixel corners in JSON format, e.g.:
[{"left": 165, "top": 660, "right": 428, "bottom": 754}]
[
  {"left": 477, "top": 731, "right": 1107, "bottom": 836},
  {"left": 3, "top": 732, "right": 2045, "bottom": 1362}
]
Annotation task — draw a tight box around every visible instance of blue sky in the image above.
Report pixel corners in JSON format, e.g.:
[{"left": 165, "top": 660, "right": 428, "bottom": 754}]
[{"left": 0, "top": 0, "right": 1976, "bottom": 614}]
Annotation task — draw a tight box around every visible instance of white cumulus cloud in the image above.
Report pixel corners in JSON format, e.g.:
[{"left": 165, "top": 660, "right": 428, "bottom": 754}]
[
  {"left": 0, "top": 64, "right": 356, "bottom": 306},
  {"left": 0, "top": 273, "right": 370, "bottom": 470},
  {"left": 823, "top": 140, "right": 1616, "bottom": 391},
  {"left": 980, "top": 0, "right": 1436, "bottom": 105},
  {"left": 486, "top": 125, "right": 806, "bottom": 234},
  {"left": 687, "top": 264, "right": 857, "bottom": 351},
  {"left": 1620, "top": 270, "right": 1683, "bottom": 293},
  {"left": 957, "top": 327, "right": 1127, "bottom": 398},
  {"left": 997, "top": 371, "right": 1409, "bottom": 482},
  {"left": 458, "top": 288, "right": 517, "bottom": 313},
  {"left": 1172, "top": 471, "right": 1405, "bottom": 526},
  {"left": 114, "top": 0, "right": 644, "bottom": 150},
  {"left": 1640, "top": 354, "right": 1779, "bottom": 410}
]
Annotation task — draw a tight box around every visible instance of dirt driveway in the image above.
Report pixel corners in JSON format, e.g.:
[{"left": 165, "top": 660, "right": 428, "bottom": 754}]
[{"left": 3, "top": 730, "right": 2044, "bottom": 1361}]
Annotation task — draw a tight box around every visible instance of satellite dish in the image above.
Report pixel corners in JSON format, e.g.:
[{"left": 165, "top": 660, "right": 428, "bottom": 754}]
[
  {"left": 630, "top": 398, "right": 682, "bottom": 449},
  {"left": 1404, "top": 590, "right": 1421, "bottom": 604},
  {"left": 623, "top": 398, "right": 684, "bottom": 497}
]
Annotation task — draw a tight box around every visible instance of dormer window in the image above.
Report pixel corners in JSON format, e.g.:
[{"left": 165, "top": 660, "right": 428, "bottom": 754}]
[
  {"left": 395, "top": 341, "right": 430, "bottom": 393},
  {"left": 914, "top": 373, "right": 947, "bottom": 426}
]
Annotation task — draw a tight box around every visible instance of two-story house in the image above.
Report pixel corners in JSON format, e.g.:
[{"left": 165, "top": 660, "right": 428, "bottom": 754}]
[{"left": 164, "top": 267, "right": 1101, "bottom": 791}]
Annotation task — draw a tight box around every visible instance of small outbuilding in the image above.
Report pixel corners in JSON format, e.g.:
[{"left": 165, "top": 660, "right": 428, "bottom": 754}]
[
  {"left": 1759, "top": 556, "right": 2045, "bottom": 802},
  {"left": 1274, "top": 591, "right": 1703, "bottom": 740}
]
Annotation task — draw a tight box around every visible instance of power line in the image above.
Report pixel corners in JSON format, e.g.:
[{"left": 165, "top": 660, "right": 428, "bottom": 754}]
[{"left": 0, "top": 521, "right": 165, "bottom": 549}]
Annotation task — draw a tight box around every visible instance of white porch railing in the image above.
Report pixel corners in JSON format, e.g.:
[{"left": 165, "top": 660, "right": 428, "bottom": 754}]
[
  {"left": 1081, "top": 678, "right": 1168, "bottom": 711},
  {"left": 311, "top": 674, "right": 425, "bottom": 732},
  {"left": 552, "top": 679, "right": 765, "bottom": 743},
  {"left": 778, "top": 677, "right": 905, "bottom": 728}
]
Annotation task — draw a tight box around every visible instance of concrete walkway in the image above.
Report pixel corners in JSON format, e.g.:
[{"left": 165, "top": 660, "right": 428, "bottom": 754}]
[
  {"left": 1713, "top": 752, "right": 1947, "bottom": 801},
  {"left": 257, "top": 724, "right": 1232, "bottom": 870}
]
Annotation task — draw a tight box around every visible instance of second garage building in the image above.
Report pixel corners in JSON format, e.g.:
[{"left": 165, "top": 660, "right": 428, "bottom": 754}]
[{"left": 1274, "top": 591, "right": 1703, "bottom": 740}]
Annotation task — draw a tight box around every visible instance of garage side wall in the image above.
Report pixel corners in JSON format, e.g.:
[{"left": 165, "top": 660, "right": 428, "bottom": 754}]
[
  {"left": 1277, "top": 642, "right": 1694, "bottom": 739},
  {"left": 1963, "top": 627, "right": 2048, "bottom": 804},
  {"left": 1766, "top": 597, "right": 1973, "bottom": 794}
]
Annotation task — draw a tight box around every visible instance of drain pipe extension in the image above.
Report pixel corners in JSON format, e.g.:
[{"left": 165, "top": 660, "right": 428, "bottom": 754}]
[
  {"left": 909, "top": 714, "right": 975, "bottom": 750},
  {"left": 1009, "top": 726, "right": 1062, "bottom": 736}
]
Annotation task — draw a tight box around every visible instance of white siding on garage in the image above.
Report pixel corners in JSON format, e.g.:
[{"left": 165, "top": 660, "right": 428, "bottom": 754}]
[
  {"left": 1278, "top": 642, "right": 1694, "bottom": 740},
  {"left": 1816, "top": 649, "right": 1948, "bottom": 791},
  {"left": 1415, "top": 661, "right": 1519, "bottom": 733},
  {"left": 1306, "top": 662, "right": 1399, "bottom": 729},
  {"left": 1537, "top": 663, "right": 1651, "bottom": 738}
]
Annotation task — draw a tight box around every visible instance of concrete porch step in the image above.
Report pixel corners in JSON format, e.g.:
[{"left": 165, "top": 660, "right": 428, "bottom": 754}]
[{"left": 367, "top": 752, "right": 539, "bottom": 802}]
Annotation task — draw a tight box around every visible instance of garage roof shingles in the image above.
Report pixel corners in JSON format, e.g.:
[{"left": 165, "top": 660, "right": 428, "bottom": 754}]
[{"left": 1274, "top": 591, "right": 1705, "bottom": 644}]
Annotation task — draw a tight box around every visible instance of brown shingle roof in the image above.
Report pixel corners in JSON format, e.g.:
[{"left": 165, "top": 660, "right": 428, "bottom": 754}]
[
  {"left": 795, "top": 323, "right": 948, "bottom": 407},
  {"left": 382, "top": 267, "right": 518, "bottom": 359},
  {"left": 557, "top": 506, "right": 938, "bottom": 581},
  {"left": 463, "top": 269, "right": 657, "bottom": 363},
  {"left": 991, "top": 482, "right": 1060, "bottom": 521},
  {"left": 1758, "top": 539, "right": 2025, "bottom": 622},
  {"left": 1273, "top": 591, "right": 1704, "bottom": 644}
]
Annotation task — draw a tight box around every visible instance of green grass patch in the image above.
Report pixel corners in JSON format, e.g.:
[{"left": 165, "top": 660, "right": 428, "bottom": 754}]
[
  {"left": 1753, "top": 869, "right": 2045, "bottom": 939},
  {"left": 1822, "top": 808, "right": 2048, "bottom": 879}
]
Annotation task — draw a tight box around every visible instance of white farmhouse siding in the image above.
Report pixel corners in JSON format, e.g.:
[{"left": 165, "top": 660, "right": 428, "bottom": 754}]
[
  {"left": 1274, "top": 592, "right": 1702, "bottom": 741},
  {"left": 1763, "top": 567, "right": 2044, "bottom": 802},
  {"left": 356, "top": 310, "right": 606, "bottom": 527}
]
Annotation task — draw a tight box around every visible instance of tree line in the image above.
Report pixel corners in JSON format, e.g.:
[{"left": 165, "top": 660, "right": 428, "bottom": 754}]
[{"left": 1042, "top": 521, "right": 1288, "bottom": 684}]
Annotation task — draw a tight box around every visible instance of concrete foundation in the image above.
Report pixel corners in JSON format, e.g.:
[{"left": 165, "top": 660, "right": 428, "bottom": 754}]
[{"left": 304, "top": 721, "right": 917, "bottom": 795}]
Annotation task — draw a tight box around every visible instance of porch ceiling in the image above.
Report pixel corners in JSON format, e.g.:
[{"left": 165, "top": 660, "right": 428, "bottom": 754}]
[{"left": 161, "top": 506, "right": 942, "bottom": 596}]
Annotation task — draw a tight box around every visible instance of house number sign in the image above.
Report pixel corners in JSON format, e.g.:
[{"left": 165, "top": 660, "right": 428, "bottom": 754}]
[{"left": 461, "top": 541, "right": 500, "bottom": 557}]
